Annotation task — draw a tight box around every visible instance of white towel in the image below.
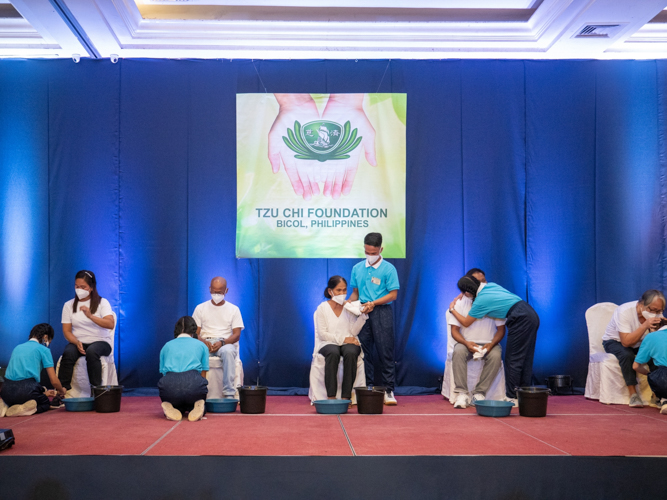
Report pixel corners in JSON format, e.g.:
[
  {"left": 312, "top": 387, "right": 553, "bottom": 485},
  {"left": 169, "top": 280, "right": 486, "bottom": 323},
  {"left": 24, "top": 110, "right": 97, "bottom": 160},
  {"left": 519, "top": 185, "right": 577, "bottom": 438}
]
[
  {"left": 472, "top": 346, "right": 487, "bottom": 360},
  {"left": 344, "top": 301, "right": 363, "bottom": 316}
]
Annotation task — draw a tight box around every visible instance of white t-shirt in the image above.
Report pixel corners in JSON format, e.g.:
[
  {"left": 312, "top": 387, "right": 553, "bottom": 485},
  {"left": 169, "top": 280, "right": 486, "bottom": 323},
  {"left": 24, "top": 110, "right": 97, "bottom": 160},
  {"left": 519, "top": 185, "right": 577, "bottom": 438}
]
[
  {"left": 192, "top": 300, "right": 244, "bottom": 342},
  {"left": 448, "top": 296, "right": 505, "bottom": 344},
  {"left": 602, "top": 300, "right": 645, "bottom": 348},
  {"left": 61, "top": 297, "right": 114, "bottom": 347},
  {"left": 314, "top": 301, "right": 367, "bottom": 351}
]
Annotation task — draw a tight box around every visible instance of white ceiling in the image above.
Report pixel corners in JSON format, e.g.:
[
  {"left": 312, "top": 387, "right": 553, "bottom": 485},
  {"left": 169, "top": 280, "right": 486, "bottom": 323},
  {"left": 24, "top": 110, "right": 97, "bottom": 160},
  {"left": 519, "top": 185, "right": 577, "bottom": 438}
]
[{"left": 2, "top": 0, "right": 667, "bottom": 60}]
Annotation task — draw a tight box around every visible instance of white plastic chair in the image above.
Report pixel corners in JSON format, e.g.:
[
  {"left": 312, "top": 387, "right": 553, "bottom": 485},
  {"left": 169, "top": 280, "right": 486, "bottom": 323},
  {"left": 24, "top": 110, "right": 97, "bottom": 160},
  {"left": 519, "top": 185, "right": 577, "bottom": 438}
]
[
  {"left": 206, "top": 347, "right": 244, "bottom": 399},
  {"left": 309, "top": 312, "right": 365, "bottom": 404},
  {"left": 56, "top": 311, "right": 118, "bottom": 398},
  {"left": 441, "top": 312, "right": 505, "bottom": 402},
  {"left": 584, "top": 302, "right": 653, "bottom": 404}
]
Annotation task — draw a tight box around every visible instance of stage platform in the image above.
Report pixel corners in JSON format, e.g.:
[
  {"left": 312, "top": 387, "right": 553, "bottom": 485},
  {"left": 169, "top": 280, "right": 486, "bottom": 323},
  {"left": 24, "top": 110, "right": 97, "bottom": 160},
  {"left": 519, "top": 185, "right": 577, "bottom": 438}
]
[
  {"left": 2, "top": 395, "right": 667, "bottom": 499},
  {"left": 3, "top": 395, "right": 667, "bottom": 457}
]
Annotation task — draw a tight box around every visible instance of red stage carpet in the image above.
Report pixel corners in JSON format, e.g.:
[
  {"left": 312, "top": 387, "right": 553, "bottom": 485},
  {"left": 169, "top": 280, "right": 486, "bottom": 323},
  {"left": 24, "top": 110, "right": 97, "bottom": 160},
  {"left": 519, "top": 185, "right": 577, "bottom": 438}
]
[{"left": 4, "top": 395, "right": 667, "bottom": 457}]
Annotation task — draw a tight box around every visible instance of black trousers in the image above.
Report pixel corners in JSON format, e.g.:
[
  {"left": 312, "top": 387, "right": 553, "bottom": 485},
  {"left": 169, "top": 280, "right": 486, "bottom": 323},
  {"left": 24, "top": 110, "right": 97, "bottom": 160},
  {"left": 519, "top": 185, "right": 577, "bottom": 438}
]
[
  {"left": 358, "top": 304, "right": 395, "bottom": 392},
  {"left": 319, "top": 344, "right": 361, "bottom": 399},
  {"left": 603, "top": 339, "right": 657, "bottom": 387},
  {"left": 1, "top": 379, "right": 50, "bottom": 413},
  {"left": 504, "top": 301, "right": 540, "bottom": 398},
  {"left": 158, "top": 370, "right": 208, "bottom": 414},
  {"left": 648, "top": 366, "right": 667, "bottom": 400},
  {"left": 58, "top": 341, "right": 112, "bottom": 390}
]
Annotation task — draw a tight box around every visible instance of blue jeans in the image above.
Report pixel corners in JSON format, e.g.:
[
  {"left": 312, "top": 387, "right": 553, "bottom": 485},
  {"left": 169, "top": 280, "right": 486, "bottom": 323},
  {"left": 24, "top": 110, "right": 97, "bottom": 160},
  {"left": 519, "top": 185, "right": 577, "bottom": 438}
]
[
  {"left": 208, "top": 342, "right": 237, "bottom": 397},
  {"left": 648, "top": 366, "right": 667, "bottom": 400},
  {"left": 158, "top": 370, "right": 208, "bottom": 414}
]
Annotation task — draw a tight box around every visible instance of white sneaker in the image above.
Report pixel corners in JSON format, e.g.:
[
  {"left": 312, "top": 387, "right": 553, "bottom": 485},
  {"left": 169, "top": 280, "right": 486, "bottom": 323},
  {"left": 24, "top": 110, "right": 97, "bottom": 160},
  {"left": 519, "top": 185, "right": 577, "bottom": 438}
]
[
  {"left": 503, "top": 397, "right": 518, "bottom": 407},
  {"left": 188, "top": 399, "right": 206, "bottom": 421},
  {"left": 649, "top": 394, "right": 661, "bottom": 408},
  {"left": 0, "top": 398, "right": 7, "bottom": 418},
  {"left": 161, "top": 402, "right": 182, "bottom": 421},
  {"left": 472, "top": 394, "right": 485, "bottom": 405},
  {"left": 6, "top": 400, "right": 37, "bottom": 417},
  {"left": 453, "top": 393, "right": 470, "bottom": 409},
  {"left": 629, "top": 394, "right": 644, "bottom": 408},
  {"left": 384, "top": 391, "right": 397, "bottom": 406},
  {"left": 660, "top": 399, "right": 667, "bottom": 415}
]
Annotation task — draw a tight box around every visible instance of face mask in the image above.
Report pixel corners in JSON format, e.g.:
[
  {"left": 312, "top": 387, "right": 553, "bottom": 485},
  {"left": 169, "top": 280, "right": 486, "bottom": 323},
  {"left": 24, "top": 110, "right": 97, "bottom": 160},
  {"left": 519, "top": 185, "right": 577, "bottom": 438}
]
[
  {"left": 211, "top": 293, "right": 225, "bottom": 304},
  {"left": 366, "top": 254, "right": 380, "bottom": 265},
  {"left": 41, "top": 339, "right": 50, "bottom": 347},
  {"left": 331, "top": 294, "right": 346, "bottom": 305},
  {"left": 75, "top": 288, "right": 89, "bottom": 300},
  {"left": 642, "top": 310, "right": 661, "bottom": 320}
]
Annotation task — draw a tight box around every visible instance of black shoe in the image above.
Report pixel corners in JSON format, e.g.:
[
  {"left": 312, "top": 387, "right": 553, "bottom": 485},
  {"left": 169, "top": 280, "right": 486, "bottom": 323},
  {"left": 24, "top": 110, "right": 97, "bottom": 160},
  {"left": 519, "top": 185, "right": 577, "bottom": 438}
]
[{"left": 50, "top": 395, "right": 65, "bottom": 408}]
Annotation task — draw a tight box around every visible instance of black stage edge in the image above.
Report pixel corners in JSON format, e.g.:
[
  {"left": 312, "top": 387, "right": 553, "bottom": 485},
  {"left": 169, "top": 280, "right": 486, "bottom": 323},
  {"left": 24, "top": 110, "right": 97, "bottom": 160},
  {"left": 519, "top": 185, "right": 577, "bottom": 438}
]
[{"left": 2, "top": 456, "right": 667, "bottom": 499}]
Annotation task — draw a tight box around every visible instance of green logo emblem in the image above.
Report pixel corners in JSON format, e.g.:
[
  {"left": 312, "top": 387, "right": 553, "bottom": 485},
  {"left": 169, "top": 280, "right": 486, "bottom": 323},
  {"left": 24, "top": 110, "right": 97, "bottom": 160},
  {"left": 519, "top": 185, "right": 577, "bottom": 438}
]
[{"left": 282, "top": 120, "right": 362, "bottom": 162}]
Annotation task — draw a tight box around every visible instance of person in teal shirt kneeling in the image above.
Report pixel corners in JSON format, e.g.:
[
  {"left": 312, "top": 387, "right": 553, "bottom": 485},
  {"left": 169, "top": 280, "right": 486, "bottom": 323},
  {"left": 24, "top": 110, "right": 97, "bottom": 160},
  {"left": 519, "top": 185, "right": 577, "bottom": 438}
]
[
  {"left": 158, "top": 317, "right": 209, "bottom": 422},
  {"left": 450, "top": 274, "right": 539, "bottom": 403},
  {"left": 1, "top": 324, "right": 66, "bottom": 418}
]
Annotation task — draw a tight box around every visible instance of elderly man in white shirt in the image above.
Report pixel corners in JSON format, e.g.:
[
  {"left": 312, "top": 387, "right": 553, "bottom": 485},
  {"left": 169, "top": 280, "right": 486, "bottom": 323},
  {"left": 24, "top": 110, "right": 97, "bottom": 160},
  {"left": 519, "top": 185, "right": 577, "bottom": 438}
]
[
  {"left": 192, "top": 277, "right": 244, "bottom": 399},
  {"left": 448, "top": 269, "right": 506, "bottom": 409}
]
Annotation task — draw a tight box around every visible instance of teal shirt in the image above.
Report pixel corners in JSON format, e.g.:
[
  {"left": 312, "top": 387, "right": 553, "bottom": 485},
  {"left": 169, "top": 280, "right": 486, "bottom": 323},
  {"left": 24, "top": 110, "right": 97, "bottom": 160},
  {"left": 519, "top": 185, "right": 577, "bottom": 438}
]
[
  {"left": 468, "top": 283, "right": 522, "bottom": 319},
  {"left": 159, "top": 336, "right": 210, "bottom": 376},
  {"left": 5, "top": 340, "right": 54, "bottom": 383},
  {"left": 350, "top": 258, "right": 400, "bottom": 303},
  {"left": 635, "top": 330, "right": 667, "bottom": 367}
]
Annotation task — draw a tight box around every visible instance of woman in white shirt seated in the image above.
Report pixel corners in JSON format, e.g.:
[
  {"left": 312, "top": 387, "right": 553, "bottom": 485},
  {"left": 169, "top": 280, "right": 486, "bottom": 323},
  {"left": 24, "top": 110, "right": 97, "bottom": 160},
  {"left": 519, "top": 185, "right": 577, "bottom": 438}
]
[
  {"left": 315, "top": 276, "right": 367, "bottom": 400},
  {"left": 53, "top": 270, "right": 115, "bottom": 406}
]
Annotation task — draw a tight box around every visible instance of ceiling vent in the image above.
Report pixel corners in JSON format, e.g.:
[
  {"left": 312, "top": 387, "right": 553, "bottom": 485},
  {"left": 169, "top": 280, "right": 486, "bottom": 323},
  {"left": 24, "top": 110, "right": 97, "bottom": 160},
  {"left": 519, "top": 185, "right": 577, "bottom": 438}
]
[{"left": 574, "top": 24, "right": 623, "bottom": 38}]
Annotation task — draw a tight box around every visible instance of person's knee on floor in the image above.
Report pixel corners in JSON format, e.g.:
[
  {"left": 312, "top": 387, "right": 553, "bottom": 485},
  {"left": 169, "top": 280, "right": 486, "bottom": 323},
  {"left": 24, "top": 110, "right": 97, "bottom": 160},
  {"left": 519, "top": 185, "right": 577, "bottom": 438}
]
[
  {"left": 1, "top": 323, "right": 66, "bottom": 417},
  {"left": 158, "top": 316, "right": 210, "bottom": 422}
]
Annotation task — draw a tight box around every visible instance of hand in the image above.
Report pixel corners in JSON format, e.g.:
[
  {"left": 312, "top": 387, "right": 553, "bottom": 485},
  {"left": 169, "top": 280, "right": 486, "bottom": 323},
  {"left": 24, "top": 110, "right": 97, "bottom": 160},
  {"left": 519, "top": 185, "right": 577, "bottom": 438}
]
[
  {"left": 268, "top": 94, "right": 322, "bottom": 200},
  {"left": 362, "top": 301, "right": 375, "bottom": 313},
  {"left": 645, "top": 317, "right": 661, "bottom": 330},
  {"left": 343, "top": 336, "right": 360, "bottom": 346},
  {"left": 449, "top": 299, "right": 458, "bottom": 313},
  {"left": 481, "top": 343, "right": 494, "bottom": 355},
  {"left": 58, "top": 386, "right": 67, "bottom": 397},
  {"left": 210, "top": 341, "right": 223, "bottom": 353},
  {"left": 466, "top": 342, "right": 480, "bottom": 354},
  {"left": 79, "top": 305, "right": 92, "bottom": 319},
  {"left": 320, "top": 94, "right": 377, "bottom": 198},
  {"left": 45, "top": 389, "right": 57, "bottom": 397},
  {"left": 76, "top": 341, "right": 85, "bottom": 355}
]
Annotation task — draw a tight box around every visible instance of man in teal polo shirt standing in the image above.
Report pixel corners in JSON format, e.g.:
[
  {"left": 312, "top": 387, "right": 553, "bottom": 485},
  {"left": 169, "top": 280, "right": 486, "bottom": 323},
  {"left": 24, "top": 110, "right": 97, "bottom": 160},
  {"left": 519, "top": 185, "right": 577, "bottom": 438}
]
[{"left": 349, "top": 232, "right": 400, "bottom": 405}]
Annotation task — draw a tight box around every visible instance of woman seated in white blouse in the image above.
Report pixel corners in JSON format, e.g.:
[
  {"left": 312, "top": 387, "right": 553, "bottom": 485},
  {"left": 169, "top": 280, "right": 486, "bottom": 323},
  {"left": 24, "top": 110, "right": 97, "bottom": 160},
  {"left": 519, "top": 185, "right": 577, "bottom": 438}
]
[{"left": 314, "top": 275, "right": 368, "bottom": 400}]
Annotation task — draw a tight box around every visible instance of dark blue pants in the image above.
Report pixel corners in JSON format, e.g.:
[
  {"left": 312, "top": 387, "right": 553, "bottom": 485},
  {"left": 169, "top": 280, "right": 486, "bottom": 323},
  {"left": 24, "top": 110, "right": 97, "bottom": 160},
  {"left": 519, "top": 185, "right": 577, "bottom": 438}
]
[
  {"left": 1, "top": 379, "right": 50, "bottom": 414},
  {"left": 319, "top": 343, "right": 361, "bottom": 399},
  {"left": 504, "top": 301, "right": 540, "bottom": 398},
  {"left": 603, "top": 340, "right": 640, "bottom": 387},
  {"left": 58, "top": 341, "right": 112, "bottom": 389},
  {"left": 648, "top": 366, "right": 667, "bottom": 400},
  {"left": 358, "top": 304, "right": 395, "bottom": 393},
  {"left": 158, "top": 370, "right": 208, "bottom": 414}
]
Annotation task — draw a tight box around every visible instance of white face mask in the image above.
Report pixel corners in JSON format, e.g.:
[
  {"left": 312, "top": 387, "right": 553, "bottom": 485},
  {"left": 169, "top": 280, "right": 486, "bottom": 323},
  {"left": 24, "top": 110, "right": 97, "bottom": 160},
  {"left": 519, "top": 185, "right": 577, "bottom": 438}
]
[
  {"left": 642, "top": 310, "right": 661, "bottom": 320},
  {"left": 41, "top": 339, "right": 50, "bottom": 347},
  {"left": 75, "top": 288, "right": 89, "bottom": 300},
  {"left": 211, "top": 293, "right": 225, "bottom": 304},
  {"left": 366, "top": 254, "right": 380, "bottom": 265},
  {"left": 331, "top": 294, "right": 346, "bottom": 305}
]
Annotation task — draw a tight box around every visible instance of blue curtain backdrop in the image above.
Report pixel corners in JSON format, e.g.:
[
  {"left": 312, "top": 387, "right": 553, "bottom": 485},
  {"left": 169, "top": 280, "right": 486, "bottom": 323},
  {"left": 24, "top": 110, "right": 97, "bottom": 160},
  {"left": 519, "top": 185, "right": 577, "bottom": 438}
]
[{"left": 1, "top": 58, "right": 666, "bottom": 390}]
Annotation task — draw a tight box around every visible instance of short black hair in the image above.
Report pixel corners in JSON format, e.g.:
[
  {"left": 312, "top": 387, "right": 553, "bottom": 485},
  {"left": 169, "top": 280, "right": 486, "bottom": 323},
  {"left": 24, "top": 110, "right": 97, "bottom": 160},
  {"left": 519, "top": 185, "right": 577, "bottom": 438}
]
[
  {"left": 457, "top": 275, "right": 481, "bottom": 298},
  {"left": 174, "top": 316, "right": 198, "bottom": 338},
  {"left": 465, "top": 268, "right": 485, "bottom": 278},
  {"left": 29, "top": 323, "right": 54, "bottom": 342},
  {"left": 364, "top": 232, "right": 383, "bottom": 248}
]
